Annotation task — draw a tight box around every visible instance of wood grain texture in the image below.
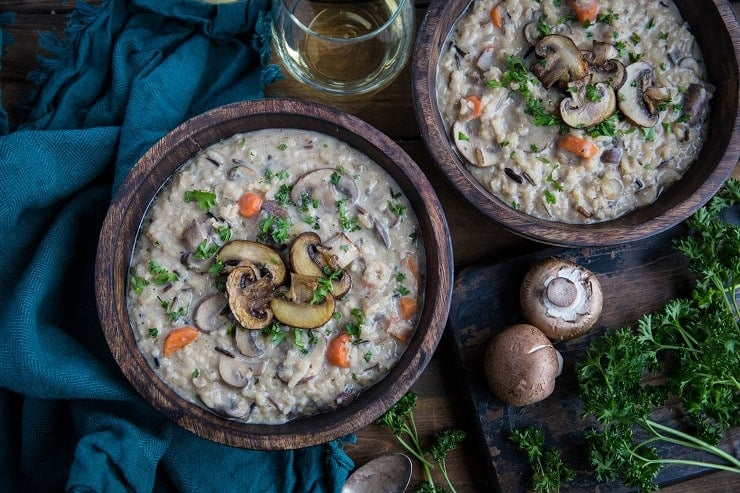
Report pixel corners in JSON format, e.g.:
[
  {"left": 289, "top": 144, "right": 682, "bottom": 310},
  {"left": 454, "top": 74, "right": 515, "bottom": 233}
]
[
  {"left": 95, "top": 99, "right": 454, "bottom": 450},
  {"left": 413, "top": 0, "right": 740, "bottom": 247},
  {"left": 447, "top": 220, "right": 740, "bottom": 492}
]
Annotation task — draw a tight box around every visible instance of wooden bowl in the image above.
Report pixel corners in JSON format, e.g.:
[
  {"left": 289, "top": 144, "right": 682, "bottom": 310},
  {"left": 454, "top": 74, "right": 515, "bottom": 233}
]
[
  {"left": 95, "top": 98, "right": 453, "bottom": 450},
  {"left": 413, "top": 0, "right": 739, "bottom": 247}
]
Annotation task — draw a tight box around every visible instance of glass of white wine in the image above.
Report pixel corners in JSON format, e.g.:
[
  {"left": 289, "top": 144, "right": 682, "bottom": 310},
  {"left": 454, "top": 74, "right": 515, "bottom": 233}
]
[{"left": 272, "top": 0, "right": 415, "bottom": 97}]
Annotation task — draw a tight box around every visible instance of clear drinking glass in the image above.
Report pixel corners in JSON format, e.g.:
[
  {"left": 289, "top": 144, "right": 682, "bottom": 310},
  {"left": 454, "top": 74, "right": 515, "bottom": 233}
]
[{"left": 271, "top": 0, "right": 415, "bottom": 97}]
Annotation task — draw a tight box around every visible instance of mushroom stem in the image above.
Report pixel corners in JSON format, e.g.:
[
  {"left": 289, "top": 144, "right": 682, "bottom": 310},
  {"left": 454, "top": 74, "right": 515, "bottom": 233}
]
[{"left": 545, "top": 277, "right": 578, "bottom": 308}]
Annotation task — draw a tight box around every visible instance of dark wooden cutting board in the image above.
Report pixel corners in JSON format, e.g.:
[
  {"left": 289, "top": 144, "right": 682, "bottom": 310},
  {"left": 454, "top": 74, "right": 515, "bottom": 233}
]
[{"left": 447, "top": 215, "right": 740, "bottom": 492}]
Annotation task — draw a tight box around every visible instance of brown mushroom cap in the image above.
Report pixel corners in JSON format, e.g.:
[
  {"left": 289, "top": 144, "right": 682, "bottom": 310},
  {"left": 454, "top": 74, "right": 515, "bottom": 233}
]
[
  {"left": 483, "top": 324, "right": 562, "bottom": 406},
  {"left": 520, "top": 257, "right": 603, "bottom": 341},
  {"left": 531, "top": 34, "right": 589, "bottom": 89}
]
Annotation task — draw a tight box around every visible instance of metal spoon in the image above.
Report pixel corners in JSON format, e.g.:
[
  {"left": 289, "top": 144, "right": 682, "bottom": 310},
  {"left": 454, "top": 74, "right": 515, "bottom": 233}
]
[{"left": 341, "top": 453, "right": 413, "bottom": 493}]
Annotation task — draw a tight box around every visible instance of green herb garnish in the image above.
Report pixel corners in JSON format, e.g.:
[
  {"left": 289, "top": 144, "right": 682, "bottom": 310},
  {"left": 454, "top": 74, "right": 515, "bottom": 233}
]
[{"left": 183, "top": 190, "right": 217, "bottom": 212}]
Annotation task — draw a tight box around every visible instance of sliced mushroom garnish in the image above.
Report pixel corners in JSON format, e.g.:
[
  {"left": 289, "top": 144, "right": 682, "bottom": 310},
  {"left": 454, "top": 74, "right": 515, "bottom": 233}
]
[
  {"left": 531, "top": 34, "right": 589, "bottom": 89},
  {"left": 290, "top": 232, "right": 351, "bottom": 298},
  {"left": 560, "top": 80, "right": 616, "bottom": 128},
  {"left": 287, "top": 272, "right": 320, "bottom": 304},
  {"left": 683, "top": 83, "right": 710, "bottom": 126},
  {"left": 218, "top": 353, "right": 265, "bottom": 388},
  {"left": 216, "top": 240, "right": 287, "bottom": 284},
  {"left": 198, "top": 384, "right": 252, "bottom": 419},
  {"left": 235, "top": 326, "right": 265, "bottom": 357},
  {"left": 181, "top": 220, "right": 209, "bottom": 251},
  {"left": 270, "top": 291, "right": 335, "bottom": 329},
  {"left": 192, "top": 293, "right": 230, "bottom": 333},
  {"left": 373, "top": 218, "right": 392, "bottom": 249},
  {"left": 225, "top": 266, "right": 275, "bottom": 330},
  {"left": 600, "top": 145, "right": 623, "bottom": 164},
  {"left": 476, "top": 45, "right": 495, "bottom": 72},
  {"left": 322, "top": 232, "right": 360, "bottom": 268},
  {"left": 452, "top": 120, "right": 498, "bottom": 167},
  {"left": 586, "top": 41, "right": 618, "bottom": 65},
  {"left": 290, "top": 168, "right": 359, "bottom": 212},
  {"left": 618, "top": 61, "right": 664, "bottom": 128}
]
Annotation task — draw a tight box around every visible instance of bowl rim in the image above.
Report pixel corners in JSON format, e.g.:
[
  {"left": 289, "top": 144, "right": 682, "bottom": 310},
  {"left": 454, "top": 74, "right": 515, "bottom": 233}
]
[
  {"left": 95, "top": 97, "right": 453, "bottom": 450},
  {"left": 413, "top": 0, "right": 740, "bottom": 247}
]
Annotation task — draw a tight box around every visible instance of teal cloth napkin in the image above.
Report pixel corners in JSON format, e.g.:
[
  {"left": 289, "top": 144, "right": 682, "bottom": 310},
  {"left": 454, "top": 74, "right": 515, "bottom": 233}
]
[{"left": 0, "top": 1, "right": 354, "bottom": 491}]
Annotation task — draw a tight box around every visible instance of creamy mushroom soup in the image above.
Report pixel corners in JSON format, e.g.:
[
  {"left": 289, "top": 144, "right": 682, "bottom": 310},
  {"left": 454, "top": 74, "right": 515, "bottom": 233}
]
[
  {"left": 127, "top": 128, "right": 424, "bottom": 424},
  {"left": 437, "top": 0, "right": 711, "bottom": 223}
]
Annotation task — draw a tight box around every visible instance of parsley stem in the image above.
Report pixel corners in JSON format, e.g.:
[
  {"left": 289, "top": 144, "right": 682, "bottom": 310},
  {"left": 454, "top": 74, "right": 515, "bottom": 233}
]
[{"left": 638, "top": 419, "right": 740, "bottom": 471}]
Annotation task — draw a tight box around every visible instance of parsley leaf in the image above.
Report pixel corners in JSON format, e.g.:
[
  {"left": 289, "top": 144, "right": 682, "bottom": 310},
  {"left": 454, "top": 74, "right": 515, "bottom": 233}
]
[{"left": 184, "top": 190, "right": 217, "bottom": 212}]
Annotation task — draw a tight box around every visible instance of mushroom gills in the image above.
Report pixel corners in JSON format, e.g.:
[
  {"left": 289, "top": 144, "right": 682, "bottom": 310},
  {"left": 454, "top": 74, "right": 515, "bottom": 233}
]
[
  {"left": 618, "top": 61, "right": 666, "bottom": 128},
  {"left": 531, "top": 34, "right": 589, "bottom": 89},
  {"left": 225, "top": 266, "right": 276, "bottom": 330}
]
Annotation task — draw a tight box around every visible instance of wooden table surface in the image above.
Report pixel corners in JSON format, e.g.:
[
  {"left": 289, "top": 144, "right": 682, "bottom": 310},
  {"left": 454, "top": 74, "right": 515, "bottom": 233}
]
[{"left": 2, "top": 1, "right": 738, "bottom": 491}]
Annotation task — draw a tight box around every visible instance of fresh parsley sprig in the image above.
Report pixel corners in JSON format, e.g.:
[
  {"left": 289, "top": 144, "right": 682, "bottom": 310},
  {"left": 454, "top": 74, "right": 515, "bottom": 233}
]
[
  {"left": 509, "top": 427, "right": 575, "bottom": 493},
  {"left": 376, "top": 391, "right": 467, "bottom": 493},
  {"left": 577, "top": 179, "right": 740, "bottom": 491}
]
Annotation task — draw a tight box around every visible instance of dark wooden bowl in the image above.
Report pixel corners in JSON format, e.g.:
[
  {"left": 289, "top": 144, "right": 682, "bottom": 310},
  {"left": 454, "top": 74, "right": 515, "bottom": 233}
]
[
  {"left": 413, "top": 0, "right": 739, "bottom": 247},
  {"left": 95, "top": 98, "right": 453, "bottom": 450}
]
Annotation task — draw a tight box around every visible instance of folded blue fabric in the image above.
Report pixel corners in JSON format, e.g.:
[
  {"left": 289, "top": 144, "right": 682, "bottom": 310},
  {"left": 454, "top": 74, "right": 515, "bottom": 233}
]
[{"left": 0, "top": 1, "right": 353, "bottom": 491}]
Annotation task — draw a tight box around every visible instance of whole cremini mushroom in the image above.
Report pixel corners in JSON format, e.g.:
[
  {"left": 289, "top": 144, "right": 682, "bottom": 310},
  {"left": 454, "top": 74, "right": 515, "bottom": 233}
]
[
  {"left": 484, "top": 324, "right": 563, "bottom": 406},
  {"left": 520, "top": 257, "right": 603, "bottom": 341}
]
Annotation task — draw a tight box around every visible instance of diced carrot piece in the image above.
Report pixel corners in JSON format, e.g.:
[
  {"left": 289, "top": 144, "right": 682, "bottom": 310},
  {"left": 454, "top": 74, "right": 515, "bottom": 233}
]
[
  {"left": 237, "top": 192, "right": 264, "bottom": 218},
  {"left": 398, "top": 297, "right": 418, "bottom": 320},
  {"left": 558, "top": 135, "right": 599, "bottom": 159},
  {"left": 163, "top": 326, "right": 199, "bottom": 356},
  {"left": 490, "top": 3, "right": 505, "bottom": 29},
  {"left": 463, "top": 95, "right": 483, "bottom": 119},
  {"left": 326, "top": 332, "right": 351, "bottom": 368},
  {"left": 568, "top": 0, "right": 599, "bottom": 23}
]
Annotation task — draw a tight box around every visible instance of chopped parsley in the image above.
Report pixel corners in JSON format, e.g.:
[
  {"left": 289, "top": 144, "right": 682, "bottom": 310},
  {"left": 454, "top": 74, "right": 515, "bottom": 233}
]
[
  {"left": 158, "top": 296, "right": 187, "bottom": 322},
  {"left": 277, "top": 143, "right": 288, "bottom": 151},
  {"left": 488, "top": 54, "right": 559, "bottom": 127},
  {"left": 195, "top": 239, "right": 219, "bottom": 260},
  {"left": 274, "top": 183, "right": 293, "bottom": 207},
  {"left": 586, "top": 113, "right": 620, "bottom": 138},
  {"left": 148, "top": 327, "right": 158, "bottom": 338},
  {"left": 276, "top": 169, "right": 290, "bottom": 180},
  {"left": 457, "top": 132, "right": 470, "bottom": 142},
  {"left": 148, "top": 260, "right": 178, "bottom": 285},
  {"left": 345, "top": 308, "right": 365, "bottom": 341},
  {"left": 537, "top": 16, "right": 552, "bottom": 37},
  {"left": 183, "top": 190, "right": 217, "bottom": 212},
  {"left": 130, "top": 273, "right": 149, "bottom": 294},
  {"left": 544, "top": 190, "right": 557, "bottom": 204},
  {"left": 585, "top": 83, "right": 601, "bottom": 102},
  {"left": 388, "top": 200, "right": 406, "bottom": 217},
  {"left": 596, "top": 9, "right": 619, "bottom": 25},
  {"left": 216, "top": 225, "right": 232, "bottom": 242},
  {"left": 261, "top": 322, "right": 287, "bottom": 345},
  {"left": 258, "top": 214, "right": 293, "bottom": 244},
  {"left": 337, "top": 199, "right": 361, "bottom": 232}
]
